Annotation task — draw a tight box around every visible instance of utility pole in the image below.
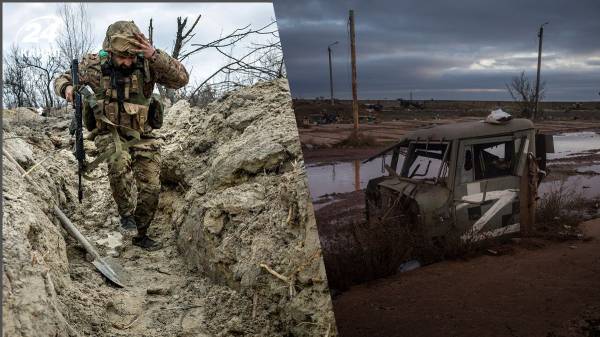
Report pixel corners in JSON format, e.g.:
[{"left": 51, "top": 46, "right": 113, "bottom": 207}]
[
  {"left": 349, "top": 9, "right": 359, "bottom": 131},
  {"left": 328, "top": 41, "right": 338, "bottom": 105},
  {"left": 534, "top": 22, "right": 548, "bottom": 120}
]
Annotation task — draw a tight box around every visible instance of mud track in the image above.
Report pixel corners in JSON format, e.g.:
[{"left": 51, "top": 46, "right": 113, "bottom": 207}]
[{"left": 332, "top": 219, "right": 600, "bottom": 337}]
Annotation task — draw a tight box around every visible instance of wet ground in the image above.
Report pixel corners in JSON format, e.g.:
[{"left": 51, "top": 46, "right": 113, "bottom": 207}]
[
  {"left": 548, "top": 131, "right": 600, "bottom": 160},
  {"left": 299, "top": 118, "right": 600, "bottom": 151},
  {"left": 333, "top": 219, "right": 600, "bottom": 337}
]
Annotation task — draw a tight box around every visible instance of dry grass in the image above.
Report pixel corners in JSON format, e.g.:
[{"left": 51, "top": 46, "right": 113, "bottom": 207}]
[
  {"left": 321, "top": 196, "right": 435, "bottom": 292},
  {"left": 535, "top": 181, "right": 594, "bottom": 239},
  {"left": 321, "top": 218, "right": 416, "bottom": 292},
  {"left": 323, "top": 180, "right": 598, "bottom": 292}
]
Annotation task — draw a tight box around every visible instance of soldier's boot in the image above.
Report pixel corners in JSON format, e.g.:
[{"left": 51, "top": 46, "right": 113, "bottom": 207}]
[
  {"left": 132, "top": 200, "right": 162, "bottom": 251},
  {"left": 132, "top": 178, "right": 161, "bottom": 251},
  {"left": 120, "top": 215, "right": 137, "bottom": 231},
  {"left": 132, "top": 205, "right": 161, "bottom": 251},
  {"left": 132, "top": 233, "right": 162, "bottom": 251}
]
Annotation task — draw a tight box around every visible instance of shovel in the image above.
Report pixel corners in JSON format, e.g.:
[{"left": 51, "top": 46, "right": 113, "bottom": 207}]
[{"left": 54, "top": 206, "right": 130, "bottom": 287}]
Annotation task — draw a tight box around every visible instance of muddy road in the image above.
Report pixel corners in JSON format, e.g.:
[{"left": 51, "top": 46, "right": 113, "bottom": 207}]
[
  {"left": 300, "top": 118, "right": 600, "bottom": 162},
  {"left": 333, "top": 219, "right": 600, "bottom": 337}
]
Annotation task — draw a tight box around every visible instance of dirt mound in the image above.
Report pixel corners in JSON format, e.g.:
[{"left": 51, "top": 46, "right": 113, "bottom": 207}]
[
  {"left": 161, "top": 79, "right": 336, "bottom": 336},
  {"left": 2, "top": 79, "right": 336, "bottom": 337},
  {"left": 3, "top": 107, "right": 42, "bottom": 122}
]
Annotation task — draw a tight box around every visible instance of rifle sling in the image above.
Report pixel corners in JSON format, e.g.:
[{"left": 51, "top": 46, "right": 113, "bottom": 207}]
[{"left": 83, "top": 115, "right": 152, "bottom": 179}]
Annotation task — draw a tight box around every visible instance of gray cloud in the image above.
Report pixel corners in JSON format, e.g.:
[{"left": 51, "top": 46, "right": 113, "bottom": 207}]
[{"left": 273, "top": 0, "right": 600, "bottom": 101}]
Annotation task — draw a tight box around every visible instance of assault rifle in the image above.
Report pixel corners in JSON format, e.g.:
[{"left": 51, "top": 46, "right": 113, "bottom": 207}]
[{"left": 71, "top": 59, "right": 86, "bottom": 202}]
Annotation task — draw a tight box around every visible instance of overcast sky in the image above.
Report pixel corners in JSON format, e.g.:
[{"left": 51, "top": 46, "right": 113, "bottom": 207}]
[
  {"left": 274, "top": 0, "right": 600, "bottom": 101},
  {"left": 2, "top": 2, "right": 276, "bottom": 87}
]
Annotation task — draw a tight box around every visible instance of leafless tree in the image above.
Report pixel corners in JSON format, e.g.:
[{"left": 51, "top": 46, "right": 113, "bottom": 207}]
[
  {"left": 172, "top": 15, "right": 202, "bottom": 61},
  {"left": 184, "top": 19, "right": 285, "bottom": 101},
  {"left": 149, "top": 14, "right": 202, "bottom": 102},
  {"left": 55, "top": 3, "right": 94, "bottom": 68},
  {"left": 19, "top": 50, "right": 63, "bottom": 110},
  {"left": 506, "top": 71, "right": 545, "bottom": 119},
  {"left": 151, "top": 15, "right": 284, "bottom": 106},
  {"left": 3, "top": 45, "right": 39, "bottom": 108},
  {"left": 148, "top": 18, "right": 154, "bottom": 45}
]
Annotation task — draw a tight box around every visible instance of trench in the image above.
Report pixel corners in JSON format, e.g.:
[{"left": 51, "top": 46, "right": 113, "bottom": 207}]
[
  {"left": 3, "top": 126, "right": 215, "bottom": 336},
  {"left": 4, "top": 80, "right": 337, "bottom": 337},
  {"left": 53, "top": 171, "right": 218, "bottom": 336}
]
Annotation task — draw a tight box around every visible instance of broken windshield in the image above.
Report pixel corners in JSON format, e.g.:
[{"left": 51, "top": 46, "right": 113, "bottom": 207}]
[{"left": 400, "top": 142, "right": 449, "bottom": 181}]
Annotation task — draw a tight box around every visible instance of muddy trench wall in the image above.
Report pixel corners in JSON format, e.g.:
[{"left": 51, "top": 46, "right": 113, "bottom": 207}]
[{"left": 160, "top": 79, "right": 336, "bottom": 335}]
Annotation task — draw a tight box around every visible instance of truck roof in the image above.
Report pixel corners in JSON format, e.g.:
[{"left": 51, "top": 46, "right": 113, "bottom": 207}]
[
  {"left": 363, "top": 118, "right": 534, "bottom": 163},
  {"left": 405, "top": 118, "right": 534, "bottom": 141}
]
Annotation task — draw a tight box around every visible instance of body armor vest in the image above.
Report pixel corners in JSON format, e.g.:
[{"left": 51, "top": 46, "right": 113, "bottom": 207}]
[
  {"left": 80, "top": 55, "right": 161, "bottom": 174},
  {"left": 96, "top": 57, "right": 151, "bottom": 134}
]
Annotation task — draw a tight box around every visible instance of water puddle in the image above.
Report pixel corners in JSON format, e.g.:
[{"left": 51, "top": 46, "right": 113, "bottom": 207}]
[
  {"left": 575, "top": 164, "right": 600, "bottom": 174},
  {"left": 548, "top": 131, "right": 600, "bottom": 160},
  {"left": 539, "top": 175, "right": 600, "bottom": 199},
  {"left": 307, "top": 155, "right": 393, "bottom": 200}
]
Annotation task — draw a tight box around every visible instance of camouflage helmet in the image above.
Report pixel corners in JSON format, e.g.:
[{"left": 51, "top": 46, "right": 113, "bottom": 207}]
[{"left": 102, "top": 20, "right": 143, "bottom": 56}]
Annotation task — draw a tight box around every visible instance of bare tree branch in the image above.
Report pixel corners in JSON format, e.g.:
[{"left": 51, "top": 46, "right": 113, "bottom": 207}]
[
  {"left": 172, "top": 14, "right": 202, "bottom": 60},
  {"left": 153, "top": 16, "right": 284, "bottom": 107},
  {"left": 148, "top": 18, "right": 154, "bottom": 44},
  {"left": 506, "top": 71, "right": 545, "bottom": 119},
  {"left": 19, "top": 50, "right": 63, "bottom": 109},
  {"left": 180, "top": 21, "right": 277, "bottom": 61},
  {"left": 55, "top": 3, "right": 94, "bottom": 68}
]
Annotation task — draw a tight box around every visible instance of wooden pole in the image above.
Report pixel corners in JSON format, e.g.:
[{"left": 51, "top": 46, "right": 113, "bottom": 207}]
[
  {"left": 328, "top": 41, "right": 338, "bottom": 105},
  {"left": 349, "top": 9, "right": 359, "bottom": 131},
  {"left": 534, "top": 22, "right": 547, "bottom": 120}
]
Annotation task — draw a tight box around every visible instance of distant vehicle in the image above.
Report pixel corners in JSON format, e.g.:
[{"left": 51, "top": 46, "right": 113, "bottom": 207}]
[
  {"left": 397, "top": 98, "right": 424, "bottom": 109},
  {"left": 306, "top": 110, "right": 338, "bottom": 125},
  {"left": 364, "top": 118, "right": 552, "bottom": 259},
  {"left": 365, "top": 103, "right": 384, "bottom": 112}
]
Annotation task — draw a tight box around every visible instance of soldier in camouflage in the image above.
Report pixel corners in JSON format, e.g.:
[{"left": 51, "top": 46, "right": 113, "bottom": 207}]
[{"left": 54, "top": 21, "right": 189, "bottom": 250}]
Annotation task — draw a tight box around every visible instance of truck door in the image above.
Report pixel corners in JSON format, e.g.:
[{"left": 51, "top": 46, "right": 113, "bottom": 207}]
[{"left": 453, "top": 134, "right": 529, "bottom": 241}]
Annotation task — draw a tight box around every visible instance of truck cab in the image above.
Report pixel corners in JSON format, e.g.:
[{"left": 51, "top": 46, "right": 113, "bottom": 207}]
[{"left": 365, "top": 118, "right": 547, "bottom": 255}]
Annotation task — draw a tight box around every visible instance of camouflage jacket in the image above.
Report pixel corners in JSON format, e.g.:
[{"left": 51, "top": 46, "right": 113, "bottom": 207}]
[{"left": 53, "top": 49, "right": 189, "bottom": 100}]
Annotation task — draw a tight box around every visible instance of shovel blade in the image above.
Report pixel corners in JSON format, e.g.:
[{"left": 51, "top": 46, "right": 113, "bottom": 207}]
[{"left": 92, "top": 256, "right": 130, "bottom": 288}]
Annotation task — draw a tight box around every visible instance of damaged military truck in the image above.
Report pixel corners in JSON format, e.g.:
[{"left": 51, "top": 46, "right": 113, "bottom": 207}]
[{"left": 364, "top": 118, "right": 552, "bottom": 259}]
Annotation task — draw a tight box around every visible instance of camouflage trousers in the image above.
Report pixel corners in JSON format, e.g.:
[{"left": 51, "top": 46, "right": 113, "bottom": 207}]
[{"left": 94, "top": 132, "right": 161, "bottom": 236}]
